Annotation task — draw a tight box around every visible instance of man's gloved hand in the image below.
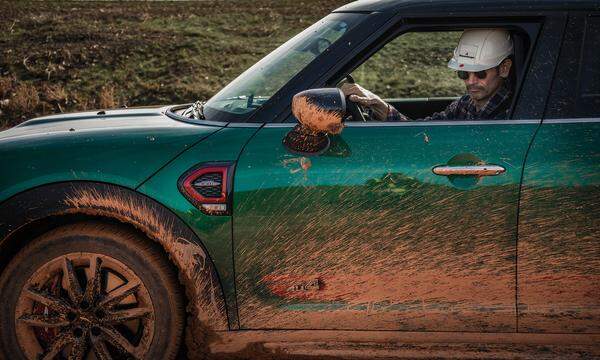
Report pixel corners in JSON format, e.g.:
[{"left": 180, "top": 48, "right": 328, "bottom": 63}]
[{"left": 340, "top": 83, "right": 390, "bottom": 121}]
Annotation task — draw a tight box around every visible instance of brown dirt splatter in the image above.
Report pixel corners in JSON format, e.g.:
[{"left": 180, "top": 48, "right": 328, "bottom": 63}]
[
  {"left": 262, "top": 271, "right": 513, "bottom": 306},
  {"left": 518, "top": 185, "right": 600, "bottom": 333},
  {"left": 292, "top": 95, "right": 344, "bottom": 134},
  {"left": 209, "top": 330, "right": 600, "bottom": 359},
  {"left": 234, "top": 178, "right": 518, "bottom": 331},
  {"left": 63, "top": 186, "right": 228, "bottom": 358}
]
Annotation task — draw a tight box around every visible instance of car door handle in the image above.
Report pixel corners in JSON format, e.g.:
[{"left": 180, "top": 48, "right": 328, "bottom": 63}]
[{"left": 432, "top": 165, "right": 506, "bottom": 176}]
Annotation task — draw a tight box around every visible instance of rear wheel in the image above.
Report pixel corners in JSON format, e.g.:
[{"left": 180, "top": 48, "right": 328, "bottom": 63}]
[{"left": 0, "top": 221, "right": 185, "bottom": 360}]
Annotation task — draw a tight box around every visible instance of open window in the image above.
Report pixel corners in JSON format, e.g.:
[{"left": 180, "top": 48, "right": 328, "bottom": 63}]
[{"left": 336, "top": 23, "right": 534, "bottom": 121}]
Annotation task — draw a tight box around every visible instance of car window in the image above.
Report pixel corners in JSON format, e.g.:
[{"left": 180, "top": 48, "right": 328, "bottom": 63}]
[
  {"left": 203, "top": 13, "right": 362, "bottom": 122},
  {"left": 350, "top": 31, "right": 464, "bottom": 99},
  {"left": 546, "top": 14, "right": 600, "bottom": 118},
  {"left": 339, "top": 25, "right": 540, "bottom": 122}
]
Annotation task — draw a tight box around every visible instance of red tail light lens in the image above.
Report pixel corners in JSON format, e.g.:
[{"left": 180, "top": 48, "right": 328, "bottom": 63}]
[{"left": 178, "top": 163, "right": 234, "bottom": 215}]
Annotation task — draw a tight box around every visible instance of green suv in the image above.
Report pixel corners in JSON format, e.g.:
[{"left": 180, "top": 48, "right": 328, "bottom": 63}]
[{"left": 1, "top": 0, "right": 598, "bottom": 358}]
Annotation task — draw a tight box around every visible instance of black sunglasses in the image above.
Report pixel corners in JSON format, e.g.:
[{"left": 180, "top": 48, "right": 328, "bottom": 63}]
[{"left": 457, "top": 70, "right": 488, "bottom": 80}]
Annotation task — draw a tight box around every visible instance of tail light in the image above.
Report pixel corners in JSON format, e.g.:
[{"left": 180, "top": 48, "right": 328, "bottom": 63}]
[{"left": 178, "top": 162, "right": 234, "bottom": 215}]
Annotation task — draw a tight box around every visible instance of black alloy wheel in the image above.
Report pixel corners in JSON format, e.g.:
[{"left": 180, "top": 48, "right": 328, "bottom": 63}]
[{"left": 0, "top": 222, "right": 185, "bottom": 360}]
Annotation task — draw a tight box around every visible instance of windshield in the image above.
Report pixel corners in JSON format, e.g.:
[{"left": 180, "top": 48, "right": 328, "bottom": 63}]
[{"left": 203, "top": 13, "right": 361, "bottom": 122}]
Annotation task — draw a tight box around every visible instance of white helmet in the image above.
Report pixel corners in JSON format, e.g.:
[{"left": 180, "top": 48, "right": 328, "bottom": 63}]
[{"left": 448, "top": 29, "right": 513, "bottom": 72}]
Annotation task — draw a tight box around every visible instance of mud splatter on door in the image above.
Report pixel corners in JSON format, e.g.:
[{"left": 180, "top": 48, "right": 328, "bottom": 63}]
[{"left": 233, "top": 123, "right": 538, "bottom": 331}]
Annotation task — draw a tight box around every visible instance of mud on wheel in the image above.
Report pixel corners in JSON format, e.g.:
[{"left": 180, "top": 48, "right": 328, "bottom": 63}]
[{"left": 0, "top": 221, "right": 185, "bottom": 360}]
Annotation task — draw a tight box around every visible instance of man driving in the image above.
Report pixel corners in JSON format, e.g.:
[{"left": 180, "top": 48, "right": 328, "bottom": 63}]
[{"left": 341, "top": 28, "right": 514, "bottom": 121}]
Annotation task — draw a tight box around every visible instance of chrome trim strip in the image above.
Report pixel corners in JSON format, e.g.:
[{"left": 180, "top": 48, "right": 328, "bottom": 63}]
[
  {"left": 344, "top": 120, "right": 541, "bottom": 126},
  {"left": 543, "top": 118, "right": 600, "bottom": 124},
  {"left": 227, "top": 123, "right": 264, "bottom": 128},
  {"left": 257, "top": 118, "right": 600, "bottom": 127},
  {"left": 264, "top": 123, "right": 297, "bottom": 128},
  {"left": 264, "top": 120, "right": 541, "bottom": 128}
]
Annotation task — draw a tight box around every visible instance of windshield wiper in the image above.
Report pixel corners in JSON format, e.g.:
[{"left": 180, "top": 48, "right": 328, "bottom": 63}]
[{"left": 182, "top": 101, "right": 206, "bottom": 120}]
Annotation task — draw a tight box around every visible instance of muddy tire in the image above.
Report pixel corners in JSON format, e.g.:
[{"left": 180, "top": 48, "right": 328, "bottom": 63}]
[{"left": 0, "top": 221, "right": 185, "bottom": 360}]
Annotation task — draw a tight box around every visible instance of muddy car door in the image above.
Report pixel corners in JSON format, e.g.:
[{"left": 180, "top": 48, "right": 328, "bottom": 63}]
[
  {"left": 232, "top": 17, "right": 564, "bottom": 331},
  {"left": 518, "top": 12, "right": 600, "bottom": 333}
]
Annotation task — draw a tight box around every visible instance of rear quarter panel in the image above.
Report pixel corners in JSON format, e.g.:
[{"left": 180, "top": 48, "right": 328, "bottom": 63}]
[{"left": 518, "top": 120, "right": 600, "bottom": 333}]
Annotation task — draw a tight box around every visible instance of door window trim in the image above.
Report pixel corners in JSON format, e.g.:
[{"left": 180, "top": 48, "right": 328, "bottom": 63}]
[{"left": 318, "top": 18, "right": 547, "bottom": 123}]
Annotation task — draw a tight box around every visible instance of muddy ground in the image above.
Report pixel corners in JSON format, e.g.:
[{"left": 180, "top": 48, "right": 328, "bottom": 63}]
[{"left": 0, "top": 0, "right": 346, "bottom": 128}]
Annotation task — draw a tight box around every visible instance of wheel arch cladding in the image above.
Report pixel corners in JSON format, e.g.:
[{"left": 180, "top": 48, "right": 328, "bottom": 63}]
[{"left": 0, "top": 181, "right": 228, "bottom": 355}]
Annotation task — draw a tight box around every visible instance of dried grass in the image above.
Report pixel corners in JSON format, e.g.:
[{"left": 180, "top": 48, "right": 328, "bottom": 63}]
[
  {"left": 0, "top": 76, "right": 14, "bottom": 99},
  {"left": 41, "top": 84, "right": 69, "bottom": 112},
  {"left": 43, "top": 84, "right": 68, "bottom": 103},
  {"left": 73, "top": 95, "right": 93, "bottom": 112},
  {"left": 7, "top": 83, "right": 39, "bottom": 112},
  {"left": 98, "top": 85, "right": 116, "bottom": 109}
]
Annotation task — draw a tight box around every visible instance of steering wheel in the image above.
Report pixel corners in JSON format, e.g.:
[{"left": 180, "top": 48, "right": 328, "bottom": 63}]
[
  {"left": 343, "top": 75, "right": 366, "bottom": 122},
  {"left": 304, "top": 37, "right": 332, "bottom": 56}
]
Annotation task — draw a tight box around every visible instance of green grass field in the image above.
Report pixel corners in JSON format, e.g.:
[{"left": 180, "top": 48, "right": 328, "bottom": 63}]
[
  {"left": 0, "top": 1, "right": 464, "bottom": 128},
  {"left": 354, "top": 32, "right": 464, "bottom": 98}
]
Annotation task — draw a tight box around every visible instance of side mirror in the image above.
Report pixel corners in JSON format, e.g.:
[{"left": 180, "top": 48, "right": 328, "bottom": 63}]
[{"left": 283, "top": 88, "right": 346, "bottom": 155}]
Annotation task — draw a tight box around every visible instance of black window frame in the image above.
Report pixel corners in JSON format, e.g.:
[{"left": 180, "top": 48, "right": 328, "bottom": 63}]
[
  {"left": 274, "top": 12, "right": 568, "bottom": 123},
  {"left": 321, "top": 17, "right": 543, "bottom": 122}
]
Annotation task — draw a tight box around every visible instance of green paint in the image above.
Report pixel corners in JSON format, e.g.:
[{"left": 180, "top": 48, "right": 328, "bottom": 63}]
[
  {"left": 0, "top": 109, "right": 220, "bottom": 201},
  {"left": 518, "top": 121, "right": 600, "bottom": 333},
  {"left": 138, "top": 126, "right": 258, "bottom": 328},
  {"left": 233, "top": 122, "right": 538, "bottom": 331}
]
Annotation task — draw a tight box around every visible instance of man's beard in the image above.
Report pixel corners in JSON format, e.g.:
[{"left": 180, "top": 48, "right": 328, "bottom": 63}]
[
  {"left": 467, "top": 85, "right": 486, "bottom": 100},
  {"left": 467, "top": 85, "right": 485, "bottom": 93}
]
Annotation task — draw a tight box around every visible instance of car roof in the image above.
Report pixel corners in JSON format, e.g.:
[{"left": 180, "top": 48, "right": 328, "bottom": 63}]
[{"left": 334, "top": 0, "right": 600, "bottom": 14}]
